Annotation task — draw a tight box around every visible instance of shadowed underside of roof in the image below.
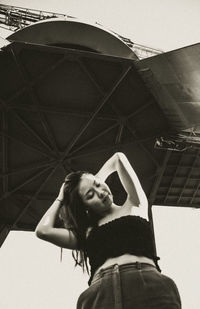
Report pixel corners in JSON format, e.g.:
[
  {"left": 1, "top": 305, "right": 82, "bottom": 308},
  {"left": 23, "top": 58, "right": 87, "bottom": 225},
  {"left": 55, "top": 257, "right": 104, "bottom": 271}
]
[{"left": 0, "top": 42, "right": 168, "bottom": 233}]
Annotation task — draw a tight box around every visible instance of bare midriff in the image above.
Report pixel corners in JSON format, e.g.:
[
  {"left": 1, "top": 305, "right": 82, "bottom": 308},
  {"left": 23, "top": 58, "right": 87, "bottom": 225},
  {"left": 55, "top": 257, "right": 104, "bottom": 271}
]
[{"left": 94, "top": 254, "right": 155, "bottom": 277}]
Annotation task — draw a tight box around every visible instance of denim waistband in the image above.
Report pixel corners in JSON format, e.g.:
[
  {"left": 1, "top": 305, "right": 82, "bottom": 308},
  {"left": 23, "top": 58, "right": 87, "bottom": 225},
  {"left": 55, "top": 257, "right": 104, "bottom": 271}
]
[{"left": 91, "top": 262, "right": 157, "bottom": 285}]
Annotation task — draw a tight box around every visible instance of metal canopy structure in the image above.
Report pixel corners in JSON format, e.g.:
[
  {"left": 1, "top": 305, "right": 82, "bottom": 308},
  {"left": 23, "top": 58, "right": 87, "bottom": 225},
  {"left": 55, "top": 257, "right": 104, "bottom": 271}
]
[
  {"left": 137, "top": 45, "right": 200, "bottom": 207},
  {"left": 0, "top": 3, "right": 163, "bottom": 59},
  {"left": 0, "top": 19, "right": 200, "bottom": 247}
]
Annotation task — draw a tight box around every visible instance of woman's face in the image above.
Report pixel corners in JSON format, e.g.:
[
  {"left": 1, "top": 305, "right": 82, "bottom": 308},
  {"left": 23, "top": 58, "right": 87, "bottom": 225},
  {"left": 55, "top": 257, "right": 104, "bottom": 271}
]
[{"left": 78, "top": 173, "right": 113, "bottom": 216}]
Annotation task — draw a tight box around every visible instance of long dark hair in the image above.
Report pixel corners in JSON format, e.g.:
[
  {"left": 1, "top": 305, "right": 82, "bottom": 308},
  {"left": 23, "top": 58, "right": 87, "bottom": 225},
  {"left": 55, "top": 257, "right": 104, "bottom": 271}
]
[{"left": 58, "top": 171, "right": 97, "bottom": 273}]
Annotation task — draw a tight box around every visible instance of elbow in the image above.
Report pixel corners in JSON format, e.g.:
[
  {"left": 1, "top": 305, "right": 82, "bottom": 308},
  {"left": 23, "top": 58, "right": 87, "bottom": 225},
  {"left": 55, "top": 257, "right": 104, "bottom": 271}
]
[
  {"left": 35, "top": 228, "right": 43, "bottom": 239},
  {"left": 115, "top": 152, "right": 126, "bottom": 163},
  {"left": 116, "top": 152, "right": 126, "bottom": 160},
  {"left": 115, "top": 152, "right": 126, "bottom": 168},
  {"left": 35, "top": 227, "right": 48, "bottom": 240}
]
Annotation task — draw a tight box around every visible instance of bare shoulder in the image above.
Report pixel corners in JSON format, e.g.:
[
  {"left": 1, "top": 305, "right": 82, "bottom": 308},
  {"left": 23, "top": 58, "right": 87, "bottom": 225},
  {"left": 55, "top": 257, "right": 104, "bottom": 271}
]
[{"left": 121, "top": 200, "right": 149, "bottom": 220}]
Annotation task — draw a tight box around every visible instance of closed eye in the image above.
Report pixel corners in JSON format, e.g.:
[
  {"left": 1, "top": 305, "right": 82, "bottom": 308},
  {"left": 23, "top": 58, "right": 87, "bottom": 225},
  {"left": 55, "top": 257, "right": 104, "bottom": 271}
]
[{"left": 86, "top": 190, "right": 94, "bottom": 199}]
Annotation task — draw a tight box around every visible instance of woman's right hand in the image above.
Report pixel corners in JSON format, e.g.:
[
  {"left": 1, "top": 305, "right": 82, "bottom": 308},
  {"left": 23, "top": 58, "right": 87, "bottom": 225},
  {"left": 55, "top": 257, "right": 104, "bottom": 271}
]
[{"left": 57, "top": 183, "right": 65, "bottom": 201}]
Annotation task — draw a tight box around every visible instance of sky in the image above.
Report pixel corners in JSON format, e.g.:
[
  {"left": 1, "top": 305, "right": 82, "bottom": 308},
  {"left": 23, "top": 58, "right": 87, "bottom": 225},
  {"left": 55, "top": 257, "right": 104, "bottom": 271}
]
[
  {"left": 1, "top": 0, "right": 200, "bottom": 51},
  {"left": 0, "top": 1, "right": 200, "bottom": 308}
]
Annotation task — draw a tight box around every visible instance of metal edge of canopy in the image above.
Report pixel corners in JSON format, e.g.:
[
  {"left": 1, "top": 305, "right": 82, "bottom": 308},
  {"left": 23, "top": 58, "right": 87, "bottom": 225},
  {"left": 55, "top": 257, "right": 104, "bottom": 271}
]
[{"left": 6, "top": 17, "right": 138, "bottom": 60}]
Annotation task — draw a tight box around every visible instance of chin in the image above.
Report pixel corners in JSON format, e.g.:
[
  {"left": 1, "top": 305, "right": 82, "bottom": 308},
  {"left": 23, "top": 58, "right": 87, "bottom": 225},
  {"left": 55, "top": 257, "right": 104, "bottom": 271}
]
[
  {"left": 108, "top": 195, "right": 113, "bottom": 205},
  {"left": 104, "top": 201, "right": 112, "bottom": 211}
]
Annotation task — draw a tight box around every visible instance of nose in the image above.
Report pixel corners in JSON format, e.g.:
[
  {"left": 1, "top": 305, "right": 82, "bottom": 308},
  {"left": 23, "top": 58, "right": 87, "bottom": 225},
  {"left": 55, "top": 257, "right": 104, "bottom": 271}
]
[{"left": 95, "top": 188, "right": 105, "bottom": 199}]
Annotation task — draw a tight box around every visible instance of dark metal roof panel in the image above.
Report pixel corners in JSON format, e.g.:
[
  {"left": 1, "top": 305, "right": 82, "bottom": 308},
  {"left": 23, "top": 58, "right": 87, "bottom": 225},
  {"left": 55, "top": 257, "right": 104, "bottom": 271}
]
[{"left": 137, "top": 44, "right": 200, "bottom": 133}]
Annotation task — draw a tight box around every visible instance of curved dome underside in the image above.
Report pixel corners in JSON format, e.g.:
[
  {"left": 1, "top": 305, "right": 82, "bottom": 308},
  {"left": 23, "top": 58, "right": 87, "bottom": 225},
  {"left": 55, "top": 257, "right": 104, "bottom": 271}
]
[
  {"left": 7, "top": 18, "right": 138, "bottom": 60},
  {"left": 0, "top": 38, "right": 200, "bottom": 244}
]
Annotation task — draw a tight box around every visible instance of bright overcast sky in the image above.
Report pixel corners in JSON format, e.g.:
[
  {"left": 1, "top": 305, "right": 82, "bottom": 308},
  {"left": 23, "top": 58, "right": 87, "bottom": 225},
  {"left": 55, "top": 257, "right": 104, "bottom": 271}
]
[
  {"left": 1, "top": 0, "right": 200, "bottom": 51},
  {"left": 0, "top": 1, "right": 200, "bottom": 309}
]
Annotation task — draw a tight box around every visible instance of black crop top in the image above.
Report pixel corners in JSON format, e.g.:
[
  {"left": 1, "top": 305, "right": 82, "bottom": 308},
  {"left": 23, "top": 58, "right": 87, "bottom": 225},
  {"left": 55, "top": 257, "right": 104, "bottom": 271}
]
[{"left": 86, "top": 215, "right": 161, "bottom": 285}]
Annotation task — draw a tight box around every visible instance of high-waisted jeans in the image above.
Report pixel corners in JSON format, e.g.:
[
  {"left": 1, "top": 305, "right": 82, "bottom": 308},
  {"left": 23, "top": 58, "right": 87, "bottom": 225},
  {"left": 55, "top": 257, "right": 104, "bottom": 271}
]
[{"left": 77, "top": 262, "right": 182, "bottom": 309}]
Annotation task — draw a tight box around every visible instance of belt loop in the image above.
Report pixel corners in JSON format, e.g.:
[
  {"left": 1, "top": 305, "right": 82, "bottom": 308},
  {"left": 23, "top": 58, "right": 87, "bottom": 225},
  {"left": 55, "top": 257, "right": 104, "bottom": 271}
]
[
  {"left": 112, "top": 264, "right": 123, "bottom": 309},
  {"left": 136, "top": 261, "right": 142, "bottom": 270},
  {"left": 113, "top": 264, "right": 119, "bottom": 272},
  {"left": 99, "top": 268, "right": 103, "bottom": 277}
]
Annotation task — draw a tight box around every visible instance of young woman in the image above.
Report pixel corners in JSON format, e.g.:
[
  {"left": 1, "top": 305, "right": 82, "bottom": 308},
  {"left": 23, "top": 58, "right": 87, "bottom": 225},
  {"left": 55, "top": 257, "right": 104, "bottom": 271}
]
[{"left": 35, "top": 152, "right": 182, "bottom": 308}]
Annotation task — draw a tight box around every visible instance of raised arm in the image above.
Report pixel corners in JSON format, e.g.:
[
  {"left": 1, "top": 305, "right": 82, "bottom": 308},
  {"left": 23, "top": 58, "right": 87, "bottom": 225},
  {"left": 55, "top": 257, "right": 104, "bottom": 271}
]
[
  {"left": 96, "top": 152, "right": 148, "bottom": 209},
  {"left": 35, "top": 183, "right": 78, "bottom": 249}
]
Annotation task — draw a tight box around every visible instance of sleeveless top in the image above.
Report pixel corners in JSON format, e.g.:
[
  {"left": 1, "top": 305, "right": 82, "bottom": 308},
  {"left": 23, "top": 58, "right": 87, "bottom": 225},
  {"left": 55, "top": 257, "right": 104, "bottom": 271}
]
[{"left": 86, "top": 215, "right": 161, "bottom": 285}]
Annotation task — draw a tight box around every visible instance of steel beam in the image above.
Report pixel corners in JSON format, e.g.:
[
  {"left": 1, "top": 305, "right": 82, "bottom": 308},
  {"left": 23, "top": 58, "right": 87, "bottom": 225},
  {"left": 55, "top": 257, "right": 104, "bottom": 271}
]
[
  {"left": 159, "top": 184, "right": 200, "bottom": 190},
  {"left": 156, "top": 193, "right": 200, "bottom": 199},
  {"left": 6, "top": 51, "right": 68, "bottom": 105},
  {"left": 9, "top": 103, "right": 118, "bottom": 121},
  {"left": 126, "top": 99, "right": 154, "bottom": 120},
  {"left": 163, "top": 152, "right": 185, "bottom": 203},
  {"left": 126, "top": 122, "right": 160, "bottom": 168},
  {"left": 77, "top": 58, "right": 105, "bottom": 96},
  {"left": 115, "top": 123, "right": 124, "bottom": 145},
  {"left": 68, "top": 123, "right": 119, "bottom": 157},
  {"left": 2, "top": 111, "right": 8, "bottom": 194},
  {"left": 164, "top": 175, "right": 200, "bottom": 180},
  {"left": 0, "top": 165, "right": 52, "bottom": 201},
  {"left": 11, "top": 164, "right": 59, "bottom": 228},
  {"left": 1, "top": 97, "right": 54, "bottom": 154},
  {"left": 147, "top": 152, "right": 171, "bottom": 261},
  {"left": 148, "top": 151, "right": 171, "bottom": 205},
  {"left": 190, "top": 182, "right": 200, "bottom": 205},
  {"left": 0, "top": 224, "right": 11, "bottom": 247},
  {"left": 0, "top": 130, "right": 53, "bottom": 157},
  {"left": 62, "top": 65, "right": 132, "bottom": 157},
  {"left": 177, "top": 150, "right": 200, "bottom": 204},
  {"left": 153, "top": 202, "right": 200, "bottom": 208},
  {"left": 9, "top": 196, "right": 38, "bottom": 221},
  {"left": 13, "top": 191, "right": 55, "bottom": 201},
  {"left": 167, "top": 163, "right": 200, "bottom": 169},
  {"left": 10, "top": 47, "right": 60, "bottom": 157},
  {"left": 68, "top": 139, "right": 139, "bottom": 161},
  {"left": 148, "top": 205, "right": 158, "bottom": 260},
  {"left": 0, "top": 160, "right": 55, "bottom": 177},
  {"left": 13, "top": 111, "right": 54, "bottom": 154}
]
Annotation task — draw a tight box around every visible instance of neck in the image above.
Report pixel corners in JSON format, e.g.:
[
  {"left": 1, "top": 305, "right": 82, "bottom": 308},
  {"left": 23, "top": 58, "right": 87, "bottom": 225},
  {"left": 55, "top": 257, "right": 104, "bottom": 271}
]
[{"left": 99, "top": 203, "right": 120, "bottom": 219}]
